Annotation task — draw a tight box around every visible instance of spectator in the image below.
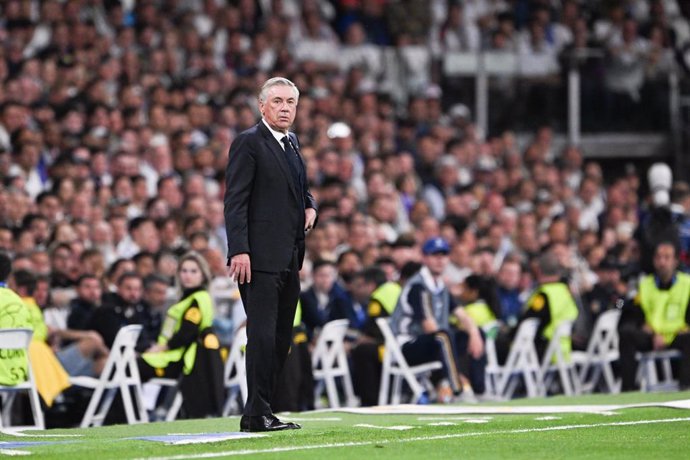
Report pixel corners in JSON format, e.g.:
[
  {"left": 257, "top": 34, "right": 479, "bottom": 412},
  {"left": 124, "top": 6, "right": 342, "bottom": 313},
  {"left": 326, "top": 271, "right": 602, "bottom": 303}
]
[
  {"left": 89, "top": 272, "right": 157, "bottom": 352},
  {"left": 67, "top": 274, "right": 103, "bottom": 333},
  {"left": 300, "top": 258, "right": 356, "bottom": 340},
  {"left": 390, "top": 237, "right": 484, "bottom": 400}
]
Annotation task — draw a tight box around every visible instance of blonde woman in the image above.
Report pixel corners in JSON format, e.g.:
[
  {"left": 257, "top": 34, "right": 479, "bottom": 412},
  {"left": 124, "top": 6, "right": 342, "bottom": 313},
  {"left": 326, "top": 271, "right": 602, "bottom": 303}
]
[{"left": 139, "top": 251, "right": 224, "bottom": 418}]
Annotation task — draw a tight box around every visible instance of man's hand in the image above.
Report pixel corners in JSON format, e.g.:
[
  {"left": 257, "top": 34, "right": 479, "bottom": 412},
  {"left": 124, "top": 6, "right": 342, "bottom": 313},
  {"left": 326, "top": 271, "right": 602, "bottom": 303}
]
[
  {"left": 228, "top": 253, "right": 251, "bottom": 284},
  {"left": 467, "top": 327, "right": 484, "bottom": 359},
  {"left": 652, "top": 333, "right": 666, "bottom": 351},
  {"left": 305, "top": 207, "right": 317, "bottom": 232},
  {"left": 422, "top": 318, "right": 439, "bottom": 334}
]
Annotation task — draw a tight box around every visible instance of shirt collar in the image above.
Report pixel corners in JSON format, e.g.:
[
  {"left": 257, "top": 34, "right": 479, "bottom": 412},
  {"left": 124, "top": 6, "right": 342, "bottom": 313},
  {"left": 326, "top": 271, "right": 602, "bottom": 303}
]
[
  {"left": 420, "top": 266, "right": 445, "bottom": 294},
  {"left": 262, "top": 118, "right": 289, "bottom": 149}
]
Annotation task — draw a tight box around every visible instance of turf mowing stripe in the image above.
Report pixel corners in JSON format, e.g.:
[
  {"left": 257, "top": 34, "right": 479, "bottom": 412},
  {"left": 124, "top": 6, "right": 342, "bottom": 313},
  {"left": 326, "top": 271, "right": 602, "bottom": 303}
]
[{"left": 140, "top": 417, "right": 690, "bottom": 460}]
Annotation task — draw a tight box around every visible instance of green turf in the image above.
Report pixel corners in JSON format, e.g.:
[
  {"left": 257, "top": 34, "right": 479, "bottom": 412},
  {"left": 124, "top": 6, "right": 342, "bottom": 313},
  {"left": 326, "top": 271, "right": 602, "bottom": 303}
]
[{"left": 3, "top": 391, "right": 690, "bottom": 459}]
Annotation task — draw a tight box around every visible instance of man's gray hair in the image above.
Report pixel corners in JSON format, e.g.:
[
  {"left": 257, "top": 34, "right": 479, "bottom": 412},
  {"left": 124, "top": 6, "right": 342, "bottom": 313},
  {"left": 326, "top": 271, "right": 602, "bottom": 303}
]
[
  {"left": 258, "top": 77, "right": 300, "bottom": 103},
  {"left": 538, "top": 251, "right": 562, "bottom": 277}
]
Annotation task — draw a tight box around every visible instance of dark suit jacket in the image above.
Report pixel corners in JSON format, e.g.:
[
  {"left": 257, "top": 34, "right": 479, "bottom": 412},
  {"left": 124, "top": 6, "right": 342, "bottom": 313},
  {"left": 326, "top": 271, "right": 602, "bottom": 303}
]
[{"left": 224, "top": 121, "right": 317, "bottom": 272}]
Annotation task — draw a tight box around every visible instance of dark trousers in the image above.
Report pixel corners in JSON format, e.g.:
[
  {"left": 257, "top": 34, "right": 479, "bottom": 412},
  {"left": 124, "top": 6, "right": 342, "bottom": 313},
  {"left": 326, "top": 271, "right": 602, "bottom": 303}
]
[
  {"left": 351, "top": 342, "right": 382, "bottom": 406},
  {"left": 239, "top": 248, "right": 300, "bottom": 416},
  {"left": 619, "top": 324, "right": 690, "bottom": 391},
  {"left": 402, "top": 330, "right": 463, "bottom": 394}
]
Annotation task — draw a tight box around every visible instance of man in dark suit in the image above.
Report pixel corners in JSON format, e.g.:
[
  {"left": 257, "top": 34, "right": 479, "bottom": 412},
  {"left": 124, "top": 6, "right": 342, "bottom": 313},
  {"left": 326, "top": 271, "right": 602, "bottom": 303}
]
[{"left": 224, "top": 77, "right": 317, "bottom": 432}]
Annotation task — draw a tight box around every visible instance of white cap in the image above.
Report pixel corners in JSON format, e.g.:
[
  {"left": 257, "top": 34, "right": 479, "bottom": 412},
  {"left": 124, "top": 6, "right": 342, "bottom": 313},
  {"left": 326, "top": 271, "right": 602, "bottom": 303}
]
[{"left": 327, "top": 122, "right": 352, "bottom": 139}]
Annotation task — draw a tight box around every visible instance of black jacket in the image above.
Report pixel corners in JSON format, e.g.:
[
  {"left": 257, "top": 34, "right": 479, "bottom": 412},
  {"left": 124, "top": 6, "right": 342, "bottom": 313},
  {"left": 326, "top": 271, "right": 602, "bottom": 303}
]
[{"left": 224, "top": 121, "right": 317, "bottom": 272}]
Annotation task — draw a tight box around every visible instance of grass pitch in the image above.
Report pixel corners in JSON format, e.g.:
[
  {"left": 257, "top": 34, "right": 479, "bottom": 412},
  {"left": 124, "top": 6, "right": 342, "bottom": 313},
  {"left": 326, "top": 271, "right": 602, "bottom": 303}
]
[{"left": 2, "top": 391, "right": 689, "bottom": 459}]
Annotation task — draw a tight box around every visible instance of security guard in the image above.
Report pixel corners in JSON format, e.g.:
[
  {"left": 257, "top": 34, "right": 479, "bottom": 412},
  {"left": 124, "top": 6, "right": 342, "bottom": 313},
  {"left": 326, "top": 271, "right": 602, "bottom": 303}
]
[
  {"left": 350, "top": 266, "right": 402, "bottom": 406},
  {"left": 619, "top": 241, "right": 690, "bottom": 391},
  {"left": 461, "top": 275, "right": 499, "bottom": 328},
  {"left": 139, "top": 251, "right": 224, "bottom": 418},
  {"left": 0, "top": 253, "right": 33, "bottom": 387},
  {"left": 519, "top": 252, "right": 578, "bottom": 360}
]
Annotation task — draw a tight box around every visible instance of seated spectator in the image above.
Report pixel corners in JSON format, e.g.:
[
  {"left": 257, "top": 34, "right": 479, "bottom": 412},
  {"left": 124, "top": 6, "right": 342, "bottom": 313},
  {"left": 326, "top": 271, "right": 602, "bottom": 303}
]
[
  {"left": 89, "top": 272, "right": 157, "bottom": 352},
  {"left": 14, "top": 270, "right": 108, "bottom": 377},
  {"left": 67, "top": 274, "right": 103, "bottom": 332},
  {"left": 619, "top": 241, "right": 690, "bottom": 391},
  {"left": 300, "top": 258, "right": 356, "bottom": 340},
  {"left": 390, "top": 238, "right": 484, "bottom": 401}
]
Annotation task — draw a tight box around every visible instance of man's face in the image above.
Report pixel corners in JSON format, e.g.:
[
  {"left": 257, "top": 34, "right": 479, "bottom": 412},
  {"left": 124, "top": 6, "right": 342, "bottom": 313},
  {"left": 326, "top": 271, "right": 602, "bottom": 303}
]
[
  {"left": 497, "top": 262, "right": 521, "bottom": 290},
  {"left": 313, "top": 265, "right": 336, "bottom": 293},
  {"left": 259, "top": 84, "right": 298, "bottom": 133},
  {"left": 424, "top": 252, "right": 449, "bottom": 277},
  {"left": 77, "top": 278, "right": 102, "bottom": 304},
  {"left": 350, "top": 277, "right": 375, "bottom": 304},
  {"left": 654, "top": 244, "right": 677, "bottom": 281},
  {"left": 144, "top": 281, "right": 168, "bottom": 309},
  {"left": 118, "top": 277, "right": 143, "bottom": 304}
]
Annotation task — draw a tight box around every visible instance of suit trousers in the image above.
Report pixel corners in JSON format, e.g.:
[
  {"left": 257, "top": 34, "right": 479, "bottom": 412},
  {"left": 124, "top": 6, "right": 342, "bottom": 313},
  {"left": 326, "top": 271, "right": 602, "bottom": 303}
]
[{"left": 239, "top": 246, "right": 300, "bottom": 416}]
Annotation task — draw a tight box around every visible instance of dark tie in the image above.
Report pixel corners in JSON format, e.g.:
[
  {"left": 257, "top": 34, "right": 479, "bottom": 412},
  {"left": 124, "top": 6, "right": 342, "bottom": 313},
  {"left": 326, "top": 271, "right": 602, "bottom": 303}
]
[{"left": 281, "top": 135, "right": 302, "bottom": 186}]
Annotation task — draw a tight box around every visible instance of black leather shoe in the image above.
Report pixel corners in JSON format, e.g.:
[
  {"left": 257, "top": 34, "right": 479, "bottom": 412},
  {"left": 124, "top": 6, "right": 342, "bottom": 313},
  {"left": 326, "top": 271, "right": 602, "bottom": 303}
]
[{"left": 240, "top": 415, "right": 301, "bottom": 432}]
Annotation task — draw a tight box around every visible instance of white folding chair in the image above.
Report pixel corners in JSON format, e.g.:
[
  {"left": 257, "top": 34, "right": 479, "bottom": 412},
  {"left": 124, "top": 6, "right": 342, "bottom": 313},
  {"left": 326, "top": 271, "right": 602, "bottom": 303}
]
[
  {"left": 636, "top": 349, "right": 682, "bottom": 392},
  {"left": 376, "top": 318, "right": 442, "bottom": 405},
  {"left": 312, "top": 319, "right": 357, "bottom": 408},
  {"left": 493, "top": 318, "right": 542, "bottom": 399},
  {"left": 540, "top": 320, "right": 581, "bottom": 396},
  {"left": 147, "top": 377, "right": 183, "bottom": 421},
  {"left": 0, "top": 328, "right": 44, "bottom": 430},
  {"left": 222, "top": 326, "right": 248, "bottom": 416},
  {"left": 70, "top": 325, "right": 148, "bottom": 427},
  {"left": 571, "top": 309, "right": 621, "bottom": 394},
  {"left": 481, "top": 321, "right": 502, "bottom": 399}
]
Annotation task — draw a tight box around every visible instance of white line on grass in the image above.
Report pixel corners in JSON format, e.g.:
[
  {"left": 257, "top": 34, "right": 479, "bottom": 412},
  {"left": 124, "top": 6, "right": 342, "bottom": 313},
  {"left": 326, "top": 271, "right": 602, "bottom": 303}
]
[
  {"left": 278, "top": 418, "right": 342, "bottom": 422},
  {"left": 0, "top": 449, "right": 31, "bottom": 456},
  {"left": 0, "top": 430, "right": 82, "bottom": 438},
  {"left": 354, "top": 424, "right": 414, "bottom": 431},
  {"left": 140, "top": 417, "right": 690, "bottom": 460}
]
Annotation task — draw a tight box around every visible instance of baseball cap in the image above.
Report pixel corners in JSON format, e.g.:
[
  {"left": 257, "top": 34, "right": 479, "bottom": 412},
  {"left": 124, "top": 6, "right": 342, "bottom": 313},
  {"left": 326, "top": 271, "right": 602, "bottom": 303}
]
[{"left": 422, "top": 237, "right": 450, "bottom": 255}]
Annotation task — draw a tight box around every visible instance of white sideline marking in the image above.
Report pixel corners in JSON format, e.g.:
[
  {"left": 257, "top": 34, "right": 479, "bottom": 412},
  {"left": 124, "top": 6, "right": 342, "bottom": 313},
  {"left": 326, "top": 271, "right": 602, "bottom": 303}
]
[
  {"left": 140, "top": 417, "right": 690, "bottom": 460},
  {"left": 354, "top": 424, "right": 413, "bottom": 431},
  {"left": 427, "top": 422, "right": 457, "bottom": 426},
  {"left": 417, "top": 416, "right": 493, "bottom": 421},
  {"left": 535, "top": 416, "right": 561, "bottom": 421},
  {"left": 334, "top": 399, "right": 690, "bottom": 415},
  {"left": 0, "top": 430, "right": 81, "bottom": 438},
  {"left": 280, "top": 418, "right": 342, "bottom": 422},
  {"left": 0, "top": 449, "right": 31, "bottom": 456},
  {"left": 463, "top": 419, "right": 490, "bottom": 424}
]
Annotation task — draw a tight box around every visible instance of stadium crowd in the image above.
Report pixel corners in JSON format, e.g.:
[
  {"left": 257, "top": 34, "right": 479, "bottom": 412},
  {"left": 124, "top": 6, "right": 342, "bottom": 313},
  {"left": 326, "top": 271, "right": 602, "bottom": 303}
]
[{"left": 0, "top": 0, "right": 690, "bottom": 425}]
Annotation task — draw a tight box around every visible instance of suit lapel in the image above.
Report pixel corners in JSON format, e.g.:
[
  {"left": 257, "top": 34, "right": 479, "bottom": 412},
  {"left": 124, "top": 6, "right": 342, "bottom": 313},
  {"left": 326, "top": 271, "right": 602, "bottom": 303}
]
[{"left": 258, "top": 123, "right": 299, "bottom": 201}]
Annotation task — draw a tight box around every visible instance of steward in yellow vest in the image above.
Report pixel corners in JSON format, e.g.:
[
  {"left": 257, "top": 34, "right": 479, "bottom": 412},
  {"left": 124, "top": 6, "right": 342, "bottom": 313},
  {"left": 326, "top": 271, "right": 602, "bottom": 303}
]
[
  {"left": 351, "top": 267, "right": 403, "bottom": 406},
  {"left": 0, "top": 282, "right": 33, "bottom": 387},
  {"left": 519, "top": 253, "right": 578, "bottom": 360},
  {"left": 139, "top": 252, "right": 224, "bottom": 418},
  {"left": 619, "top": 242, "right": 690, "bottom": 391}
]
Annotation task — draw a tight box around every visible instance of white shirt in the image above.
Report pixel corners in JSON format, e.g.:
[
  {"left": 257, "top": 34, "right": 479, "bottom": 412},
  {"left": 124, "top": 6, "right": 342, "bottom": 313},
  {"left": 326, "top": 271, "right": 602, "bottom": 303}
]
[{"left": 262, "top": 118, "right": 289, "bottom": 150}]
